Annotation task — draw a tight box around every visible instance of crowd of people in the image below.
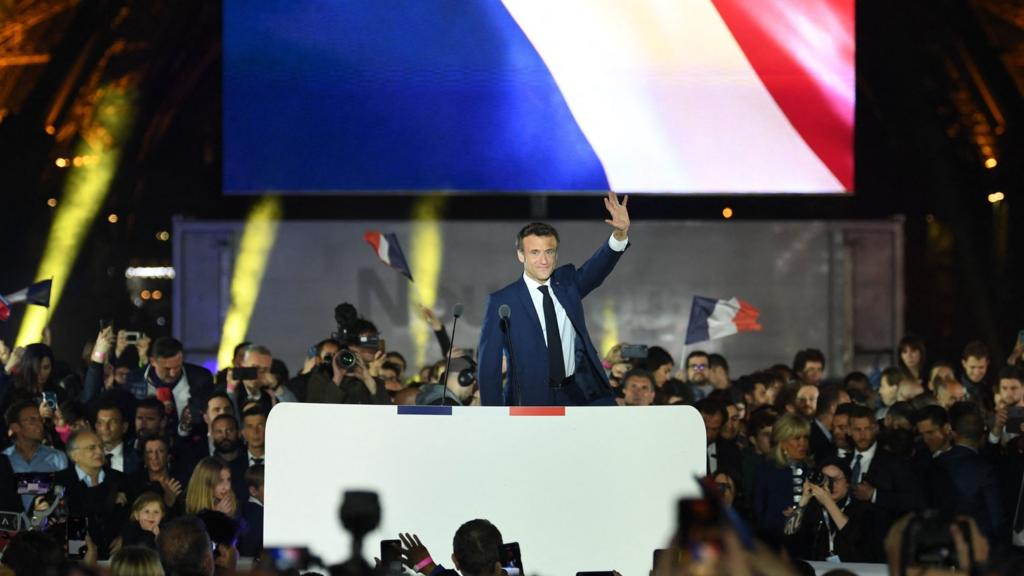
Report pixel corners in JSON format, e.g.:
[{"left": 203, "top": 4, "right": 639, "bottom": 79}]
[{"left": 0, "top": 303, "right": 1023, "bottom": 575}]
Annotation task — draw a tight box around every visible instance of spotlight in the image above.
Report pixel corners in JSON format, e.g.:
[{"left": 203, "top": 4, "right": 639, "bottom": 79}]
[
  {"left": 46, "top": 198, "right": 58, "bottom": 208},
  {"left": 45, "top": 125, "right": 56, "bottom": 135},
  {"left": 107, "top": 213, "right": 119, "bottom": 224},
  {"left": 55, "top": 158, "right": 68, "bottom": 168},
  {"left": 156, "top": 230, "right": 170, "bottom": 242},
  {"left": 140, "top": 290, "right": 151, "bottom": 300},
  {"left": 152, "top": 290, "right": 163, "bottom": 300},
  {"left": 987, "top": 192, "right": 1004, "bottom": 204},
  {"left": 722, "top": 207, "right": 734, "bottom": 219},
  {"left": 984, "top": 158, "right": 997, "bottom": 169}
]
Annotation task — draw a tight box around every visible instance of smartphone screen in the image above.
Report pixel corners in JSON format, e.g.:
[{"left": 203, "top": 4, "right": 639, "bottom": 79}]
[
  {"left": 66, "top": 516, "right": 88, "bottom": 559},
  {"left": 42, "top": 392, "right": 57, "bottom": 411},
  {"left": 124, "top": 331, "right": 140, "bottom": 344},
  {"left": 380, "top": 539, "right": 403, "bottom": 574},
  {"left": 499, "top": 542, "right": 523, "bottom": 576},
  {"left": 265, "top": 547, "right": 310, "bottom": 570},
  {"left": 232, "top": 366, "right": 259, "bottom": 380}
]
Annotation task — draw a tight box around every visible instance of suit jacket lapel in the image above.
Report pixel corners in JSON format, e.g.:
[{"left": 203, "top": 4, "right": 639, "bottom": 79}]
[{"left": 514, "top": 279, "right": 544, "bottom": 341}]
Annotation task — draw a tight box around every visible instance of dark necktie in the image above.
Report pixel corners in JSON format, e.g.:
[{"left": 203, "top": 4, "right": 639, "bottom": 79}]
[
  {"left": 851, "top": 453, "right": 862, "bottom": 484},
  {"left": 252, "top": 457, "right": 264, "bottom": 467},
  {"left": 538, "top": 285, "right": 565, "bottom": 387},
  {"left": 104, "top": 453, "right": 114, "bottom": 469}
]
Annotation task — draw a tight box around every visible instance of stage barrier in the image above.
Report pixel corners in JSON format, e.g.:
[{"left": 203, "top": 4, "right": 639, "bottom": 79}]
[{"left": 264, "top": 403, "right": 706, "bottom": 575}]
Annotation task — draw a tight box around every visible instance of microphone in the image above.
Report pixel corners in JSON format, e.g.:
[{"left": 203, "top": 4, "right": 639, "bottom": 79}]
[
  {"left": 440, "top": 303, "right": 464, "bottom": 406},
  {"left": 498, "top": 305, "right": 520, "bottom": 406}
]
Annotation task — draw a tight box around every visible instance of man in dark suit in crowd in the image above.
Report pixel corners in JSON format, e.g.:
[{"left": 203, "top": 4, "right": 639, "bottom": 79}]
[
  {"left": 478, "top": 191, "right": 631, "bottom": 406},
  {"left": 931, "top": 403, "right": 1004, "bottom": 544},
  {"left": 125, "top": 336, "right": 214, "bottom": 436},
  {"left": 698, "top": 399, "right": 742, "bottom": 484},
  {"left": 55, "top": 430, "right": 131, "bottom": 560},
  {"left": 846, "top": 405, "right": 923, "bottom": 532}
]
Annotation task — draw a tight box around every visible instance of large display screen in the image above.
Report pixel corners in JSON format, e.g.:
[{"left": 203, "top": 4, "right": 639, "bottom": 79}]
[{"left": 224, "top": 0, "right": 854, "bottom": 194}]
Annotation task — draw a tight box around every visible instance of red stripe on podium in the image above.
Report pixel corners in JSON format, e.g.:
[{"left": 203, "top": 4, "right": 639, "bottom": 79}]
[{"left": 509, "top": 407, "right": 565, "bottom": 417}]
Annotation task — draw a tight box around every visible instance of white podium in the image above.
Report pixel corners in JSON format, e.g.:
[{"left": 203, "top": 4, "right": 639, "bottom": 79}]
[{"left": 265, "top": 404, "right": 706, "bottom": 576}]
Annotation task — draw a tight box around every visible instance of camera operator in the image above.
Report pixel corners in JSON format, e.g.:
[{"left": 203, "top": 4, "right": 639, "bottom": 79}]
[
  {"left": 785, "top": 457, "right": 877, "bottom": 563},
  {"left": 884, "top": 511, "right": 990, "bottom": 576},
  {"left": 305, "top": 345, "right": 388, "bottom": 405}
]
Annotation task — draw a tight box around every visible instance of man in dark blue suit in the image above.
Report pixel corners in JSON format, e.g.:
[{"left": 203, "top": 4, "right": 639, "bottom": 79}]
[{"left": 478, "top": 192, "right": 630, "bottom": 406}]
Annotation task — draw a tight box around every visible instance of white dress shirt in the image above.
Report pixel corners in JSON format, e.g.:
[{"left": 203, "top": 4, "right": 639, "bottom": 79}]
[
  {"left": 105, "top": 442, "right": 125, "bottom": 473},
  {"left": 521, "top": 233, "right": 628, "bottom": 378}
]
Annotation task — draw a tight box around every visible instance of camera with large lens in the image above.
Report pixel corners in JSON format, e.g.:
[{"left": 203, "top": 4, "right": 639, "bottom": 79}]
[
  {"left": 807, "top": 470, "right": 831, "bottom": 491},
  {"left": 333, "top": 349, "right": 357, "bottom": 369}
]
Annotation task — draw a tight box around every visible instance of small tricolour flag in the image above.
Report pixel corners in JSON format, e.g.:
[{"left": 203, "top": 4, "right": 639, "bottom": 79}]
[
  {"left": 0, "top": 279, "right": 53, "bottom": 322},
  {"left": 685, "top": 296, "right": 762, "bottom": 345},
  {"left": 363, "top": 231, "right": 414, "bottom": 282}
]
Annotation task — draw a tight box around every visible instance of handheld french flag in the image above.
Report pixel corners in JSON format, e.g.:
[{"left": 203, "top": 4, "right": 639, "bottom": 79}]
[
  {"left": 685, "top": 296, "right": 762, "bottom": 345},
  {"left": 363, "top": 231, "right": 414, "bottom": 282},
  {"left": 0, "top": 279, "right": 53, "bottom": 321}
]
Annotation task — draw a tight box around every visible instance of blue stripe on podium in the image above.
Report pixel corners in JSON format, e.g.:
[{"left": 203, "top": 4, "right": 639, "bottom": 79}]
[{"left": 397, "top": 406, "right": 453, "bottom": 416}]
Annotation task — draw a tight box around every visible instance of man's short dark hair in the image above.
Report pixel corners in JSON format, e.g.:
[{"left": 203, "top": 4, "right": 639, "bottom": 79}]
[
  {"left": 881, "top": 366, "right": 910, "bottom": 387},
  {"left": 708, "top": 353, "right": 729, "bottom": 373},
  {"left": 834, "top": 402, "right": 856, "bottom": 418},
  {"left": 962, "top": 340, "right": 989, "bottom": 361},
  {"left": 241, "top": 406, "right": 268, "bottom": 423},
  {"left": 621, "top": 369, "right": 654, "bottom": 389},
  {"left": 157, "top": 515, "right": 212, "bottom": 576},
  {"left": 515, "top": 222, "right": 559, "bottom": 251},
  {"left": 205, "top": 391, "right": 232, "bottom": 412},
  {"left": 243, "top": 344, "right": 272, "bottom": 359},
  {"left": 843, "top": 371, "right": 870, "bottom": 389},
  {"left": 315, "top": 338, "right": 341, "bottom": 353},
  {"left": 746, "top": 405, "right": 777, "bottom": 438},
  {"left": 999, "top": 365, "right": 1023, "bottom": 382},
  {"left": 139, "top": 433, "right": 170, "bottom": 454},
  {"left": 792, "top": 348, "right": 826, "bottom": 374},
  {"left": 685, "top": 350, "right": 709, "bottom": 365},
  {"left": 914, "top": 404, "right": 948, "bottom": 428},
  {"left": 211, "top": 413, "right": 237, "bottom": 430},
  {"left": 815, "top": 385, "right": 842, "bottom": 418},
  {"left": 695, "top": 398, "right": 728, "bottom": 421},
  {"left": 847, "top": 404, "right": 874, "bottom": 423},
  {"left": 645, "top": 346, "right": 673, "bottom": 371},
  {"left": 951, "top": 405, "right": 985, "bottom": 444},
  {"left": 245, "top": 464, "right": 265, "bottom": 490},
  {"left": 5, "top": 399, "right": 37, "bottom": 429},
  {"left": 452, "top": 519, "right": 503, "bottom": 576},
  {"left": 151, "top": 337, "right": 184, "bottom": 360},
  {"left": 135, "top": 397, "right": 166, "bottom": 422}
]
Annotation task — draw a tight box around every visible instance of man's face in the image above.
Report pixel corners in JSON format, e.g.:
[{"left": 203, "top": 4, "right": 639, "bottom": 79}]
[
  {"left": 849, "top": 416, "right": 877, "bottom": 452},
  {"left": 687, "top": 355, "right": 709, "bottom": 384},
  {"left": 242, "top": 414, "right": 267, "bottom": 450},
  {"left": 801, "top": 361, "right": 824, "bottom": 386},
  {"left": 916, "top": 419, "right": 951, "bottom": 454},
  {"left": 796, "top": 385, "right": 819, "bottom": 419},
  {"left": 517, "top": 234, "right": 558, "bottom": 283},
  {"left": 832, "top": 414, "right": 850, "bottom": 449},
  {"left": 135, "top": 407, "right": 165, "bottom": 437},
  {"left": 936, "top": 380, "right": 965, "bottom": 408},
  {"left": 961, "top": 356, "right": 989, "bottom": 384},
  {"left": 204, "top": 397, "right": 234, "bottom": 425},
  {"left": 319, "top": 342, "right": 340, "bottom": 365},
  {"left": 144, "top": 440, "right": 169, "bottom": 473},
  {"left": 709, "top": 366, "right": 730, "bottom": 390},
  {"left": 12, "top": 406, "right": 44, "bottom": 443},
  {"left": 95, "top": 408, "right": 126, "bottom": 447},
  {"left": 211, "top": 418, "right": 240, "bottom": 454},
  {"left": 652, "top": 363, "right": 673, "bottom": 387},
  {"left": 241, "top": 351, "right": 273, "bottom": 389},
  {"left": 622, "top": 376, "right": 655, "bottom": 406},
  {"left": 750, "top": 383, "right": 770, "bottom": 407},
  {"left": 752, "top": 426, "right": 773, "bottom": 455},
  {"left": 151, "top": 352, "right": 184, "bottom": 384},
  {"left": 70, "top": 432, "right": 104, "bottom": 471},
  {"left": 113, "top": 366, "right": 131, "bottom": 386},
  {"left": 380, "top": 368, "right": 402, "bottom": 392},
  {"left": 702, "top": 412, "right": 723, "bottom": 444},
  {"left": 999, "top": 378, "right": 1024, "bottom": 407},
  {"left": 722, "top": 405, "right": 741, "bottom": 440}
]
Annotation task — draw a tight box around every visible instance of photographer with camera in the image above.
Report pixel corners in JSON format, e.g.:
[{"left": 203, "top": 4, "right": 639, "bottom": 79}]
[
  {"left": 305, "top": 304, "right": 389, "bottom": 405},
  {"left": 884, "top": 511, "right": 990, "bottom": 576},
  {"left": 785, "top": 457, "right": 877, "bottom": 562}
]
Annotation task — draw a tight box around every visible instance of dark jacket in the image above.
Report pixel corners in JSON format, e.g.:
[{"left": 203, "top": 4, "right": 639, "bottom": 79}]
[
  {"left": 54, "top": 466, "right": 132, "bottom": 561},
  {"left": 789, "top": 497, "right": 879, "bottom": 562},
  {"left": 305, "top": 371, "right": 389, "bottom": 405},
  {"left": 237, "top": 499, "right": 264, "bottom": 557},
  {"left": 931, "top": 444, "right": 1004, "bottom": 543}
]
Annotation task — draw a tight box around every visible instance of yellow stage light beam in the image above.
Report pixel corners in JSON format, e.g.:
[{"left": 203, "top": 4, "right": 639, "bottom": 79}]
[
  {"left": 17, "top": 85, "right": 136, "bottom": 346},
  {"left": 216, "top": 196, "right": 282, "bottom": 369},
  {"left": 600, "top": 298, "right": 620, "bottom": 359},
  {"left": 407, "top": 196, "right": 445, "bottom": 368}
]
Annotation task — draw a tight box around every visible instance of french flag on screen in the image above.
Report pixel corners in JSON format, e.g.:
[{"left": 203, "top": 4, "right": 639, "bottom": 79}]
[
  {"left": 364, "top": 231, "right": 414, "bottom": 282},
  {"left": 685, "top": 296, "right": 763, "bottom": 345}
]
